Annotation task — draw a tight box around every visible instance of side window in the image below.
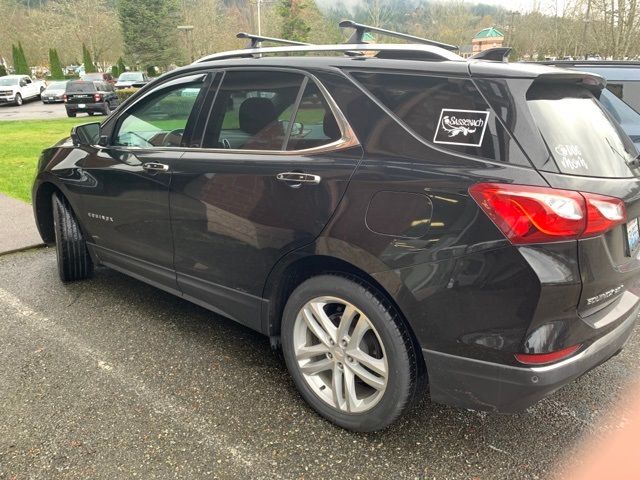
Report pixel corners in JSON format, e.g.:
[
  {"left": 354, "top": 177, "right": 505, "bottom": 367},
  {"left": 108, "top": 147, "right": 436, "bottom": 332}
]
[
  {"left": 24, "top": 77, "right": 32, "bottom": 84},
  {"left": 286, "top": 82, "right": 342, "bottom": 151},
  {"left": 203, "top": 70, "right": 305, "bottom": 150},
  {"left": 352, "top": 72, "right": 507, "bottom": 161},
  {"left": 113, "top": 79, "right": 204, "bottom": 148}
]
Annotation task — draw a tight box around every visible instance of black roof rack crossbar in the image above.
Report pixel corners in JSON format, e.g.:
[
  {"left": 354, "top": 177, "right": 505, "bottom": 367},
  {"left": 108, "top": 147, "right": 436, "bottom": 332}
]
[
  {"left": 339, "top": 20, "right": 458, "bottom": 51},
  {"left": 236, "top": 32, "right": 311, "bottom": 49}
]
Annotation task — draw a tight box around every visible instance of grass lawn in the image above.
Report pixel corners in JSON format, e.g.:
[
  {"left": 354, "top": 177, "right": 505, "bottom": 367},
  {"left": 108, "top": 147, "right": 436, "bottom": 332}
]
[{"left": 0, "top": 117, "right": 87, "bottom": 202}]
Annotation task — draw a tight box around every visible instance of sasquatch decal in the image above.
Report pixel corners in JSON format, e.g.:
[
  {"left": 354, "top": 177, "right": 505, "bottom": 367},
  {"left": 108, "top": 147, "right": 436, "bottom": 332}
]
[{"left": 433, "top": 109, "right": 490, "bottom": 147}]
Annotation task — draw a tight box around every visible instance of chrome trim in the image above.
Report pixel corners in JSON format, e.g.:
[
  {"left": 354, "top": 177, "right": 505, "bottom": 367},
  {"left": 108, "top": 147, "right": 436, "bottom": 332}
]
[{"left": 195, "top": 43, "right": 464, "bottom": 64}]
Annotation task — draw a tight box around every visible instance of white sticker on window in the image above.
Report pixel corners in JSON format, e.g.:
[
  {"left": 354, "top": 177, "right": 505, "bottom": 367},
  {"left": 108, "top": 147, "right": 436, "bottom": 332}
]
[
  {"left": 554, "top": 144, "right": 589, "bottom": 170},
  {"left": 433, "top": 108, "right": 490, "bottom": 147}
]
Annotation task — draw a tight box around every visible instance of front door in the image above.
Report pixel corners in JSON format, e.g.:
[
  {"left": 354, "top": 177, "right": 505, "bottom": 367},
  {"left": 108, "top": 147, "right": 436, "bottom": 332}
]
[
  {"left": 168, "top": 69, "right": 362, "bottom": 330},
  {"left": 76, "top": 73, "right": 210, "bottom": 291}
]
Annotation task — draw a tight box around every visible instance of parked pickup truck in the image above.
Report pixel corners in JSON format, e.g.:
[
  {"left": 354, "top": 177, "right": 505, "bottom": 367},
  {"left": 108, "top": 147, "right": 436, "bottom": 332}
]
[{"left": 0, "top": 74, "right": 46, "bottom": 106}]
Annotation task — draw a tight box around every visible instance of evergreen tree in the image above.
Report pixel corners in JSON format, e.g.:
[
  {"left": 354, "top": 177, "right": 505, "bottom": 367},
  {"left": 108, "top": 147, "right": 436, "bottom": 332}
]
[
  {"left": 111, "top": 64, "right": 120, "bottom": 78},
  {"left": 277, "top": 0, "right": 311, "bottom": 43},
  {"left": 117, "top": 57, "right": 126, "bottom": 76},
  {"left": 0, "top": 64, "right": 7, "bottom": 77},
  {"left": 12, "top": 43, "right": 30, "bottom": 75},
  {"left": 49, "top": 48, "right": 65, "bottom": 80},
  {"left": 82, "top": 43, "right": 96, "bottom": 73},
  {"left": 117, "top": 0, "right": 182, "bottom": 70}
]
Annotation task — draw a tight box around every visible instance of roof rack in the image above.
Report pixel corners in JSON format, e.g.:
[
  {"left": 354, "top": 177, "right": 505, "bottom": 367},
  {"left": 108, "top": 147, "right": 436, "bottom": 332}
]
[
  {"left": 339, "top": 20, "right": 458, "bottom": 52},
  {"left": 236, "top": 32, "right": 311, "bottom": 49},
  {"left": 194, "top": 43, "right": 463, "bottom": 64}
]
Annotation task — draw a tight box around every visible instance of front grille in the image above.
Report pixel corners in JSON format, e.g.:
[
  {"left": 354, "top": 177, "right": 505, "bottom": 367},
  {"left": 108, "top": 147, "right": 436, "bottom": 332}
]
[{"left": 0, "top": 90, "right": 13, "bottom": 96}]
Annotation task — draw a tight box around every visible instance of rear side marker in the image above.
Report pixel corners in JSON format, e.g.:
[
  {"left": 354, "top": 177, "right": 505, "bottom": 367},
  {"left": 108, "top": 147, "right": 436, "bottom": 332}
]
[
  {"left": 469, "top": 183, "right": 626, "bottom": 245},
  {"left": 515, "top": 344, "right": 582, "bottom": 365}
]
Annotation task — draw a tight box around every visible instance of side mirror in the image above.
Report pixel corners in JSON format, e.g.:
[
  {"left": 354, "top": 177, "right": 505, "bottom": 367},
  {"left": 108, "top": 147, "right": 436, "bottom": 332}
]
[
  {"left": 71, "top": 122, "right": 102, "bottom": 146},
  {"left": 19, "top": 81, "right": 26, "bottom": 87},
  {"left": 291, "top": 122, "right": 304, "bottom": 136}
]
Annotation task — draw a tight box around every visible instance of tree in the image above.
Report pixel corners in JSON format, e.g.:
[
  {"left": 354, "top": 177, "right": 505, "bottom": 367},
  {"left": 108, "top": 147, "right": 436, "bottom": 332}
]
[
  {"left": 49, "top": 48, "right": 65, "bottom": 79},
  {"left": 0, "top": 64, "right": 7, "bottom": 77},
  {"left": 82, "top": 43, "right": 96, "bottom": 73},
  {"left": 277, "top": 0, "right": 310, "bottom": 43},
  {"left": 12, "top": 42, "right": 30, "bottom": 75},
  {"left": 117, "top": 57, "right": 126, "bottom": 75},
  {"left": 117, "top": 0, "right": 183, "bottom": 69}
]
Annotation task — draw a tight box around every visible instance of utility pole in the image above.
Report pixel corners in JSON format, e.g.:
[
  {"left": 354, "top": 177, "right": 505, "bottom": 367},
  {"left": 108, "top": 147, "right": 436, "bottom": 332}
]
[{"left": 257, "top": 0, "right": 262, "bottom": 36}]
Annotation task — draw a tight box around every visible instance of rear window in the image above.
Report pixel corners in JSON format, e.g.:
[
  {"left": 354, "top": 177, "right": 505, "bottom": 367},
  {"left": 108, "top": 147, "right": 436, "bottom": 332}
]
[
  {"left": 351, "top": 72, "right": 521, "bottom": 163},
  {"left": 527, "top": 83, "right": 639, "bottom": 178},
  {"left": 66, "top": 81, "right": 97, "bottom": 93}
]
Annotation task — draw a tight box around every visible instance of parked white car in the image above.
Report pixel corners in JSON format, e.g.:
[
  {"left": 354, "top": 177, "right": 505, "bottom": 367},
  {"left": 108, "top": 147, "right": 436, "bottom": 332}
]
[{"left": 0, "top": 74, "right": 46, "bottom": 106}]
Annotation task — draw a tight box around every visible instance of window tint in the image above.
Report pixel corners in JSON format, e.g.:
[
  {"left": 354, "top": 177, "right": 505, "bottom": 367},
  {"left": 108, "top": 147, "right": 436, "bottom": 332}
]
[
  {"left": 528, "top": 84, "right": 639, "bottom": 178},
  {"left": 113, "top": 79, "right": 204, "bottom": 148},
  {"left": 286, "top": 82, "right": 341, "bottom": 151},
  {"left": 66, "top": 81, "right": 97, "bottom": 93},
  {"left": 352, "top": 72, "right": 506, "bottom": 161},
  {"left": 203, "top": 71, "right": 304, "bottom": 150}
]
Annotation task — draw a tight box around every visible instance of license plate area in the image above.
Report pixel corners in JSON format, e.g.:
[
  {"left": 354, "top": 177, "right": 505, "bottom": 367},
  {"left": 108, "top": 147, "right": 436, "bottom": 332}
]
[{"left": 626, "top": 217, "right": 639, "bottom": 255}]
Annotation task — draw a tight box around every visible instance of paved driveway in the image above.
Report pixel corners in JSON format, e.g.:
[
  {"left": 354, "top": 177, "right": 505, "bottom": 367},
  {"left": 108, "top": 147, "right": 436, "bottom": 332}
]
[
  {"left": 0, "top": 99, "right": 69, "bottom": 120},
  {"left": 0, "top": 248, "right": 638, "bottom": 479}
]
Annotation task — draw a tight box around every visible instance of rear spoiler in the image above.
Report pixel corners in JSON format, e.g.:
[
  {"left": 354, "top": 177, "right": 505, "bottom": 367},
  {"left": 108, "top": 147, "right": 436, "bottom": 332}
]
[{"left": 470, "top": 47, "right": 512, "bottom": 63}]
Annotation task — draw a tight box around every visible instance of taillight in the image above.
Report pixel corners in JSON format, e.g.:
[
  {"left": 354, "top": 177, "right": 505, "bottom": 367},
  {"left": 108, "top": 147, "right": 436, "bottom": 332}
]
[
  {"left": 515, "top": 344, "right": 581, "bottom": 365},
  {"left": 469, "top": 183, "right": 626, "bottom": 244},
  {"left": 94, "top": 93, "right": 102, "bottom": 102},
  {"left": 63, "top": 94, "right": 67, "bottom": 103}
]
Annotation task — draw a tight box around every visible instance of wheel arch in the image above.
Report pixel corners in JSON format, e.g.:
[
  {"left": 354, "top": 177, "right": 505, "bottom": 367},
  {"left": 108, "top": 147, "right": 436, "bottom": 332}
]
[
  {"left": 264, "top": 253, "right": 423, "bottom": 362},
  {"left": 33, "top": 181, "right": 63, "bottom": 245}
]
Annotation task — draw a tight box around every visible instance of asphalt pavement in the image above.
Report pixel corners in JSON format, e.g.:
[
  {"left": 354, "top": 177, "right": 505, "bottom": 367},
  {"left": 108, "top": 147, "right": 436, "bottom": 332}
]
[
  {"left": 0, "top": 99, "right": 69, "bottom": 120},
  {"left": 0, "top": 248, "right": 639, "bottom": 479}
]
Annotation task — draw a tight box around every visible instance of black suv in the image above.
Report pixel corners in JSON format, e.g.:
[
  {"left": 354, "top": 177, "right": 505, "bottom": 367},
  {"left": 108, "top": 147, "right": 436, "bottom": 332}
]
[
  {"left": 64, "top": 80, "right": 118, "bottom": 117},
  {"left": 32, "top": 23, "right": 640, "bottom": 431}
]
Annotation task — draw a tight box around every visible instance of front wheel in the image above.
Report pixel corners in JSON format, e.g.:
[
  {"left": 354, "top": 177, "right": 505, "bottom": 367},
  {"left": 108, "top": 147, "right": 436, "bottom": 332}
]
[
  {"left": 52, "top": 193, "right": 93, "bottom": 282},
  {"left": 281, "top": 275, "right": 420, "bottom": 432},
  {"left": 14, "top": 93, "right": 22, "bottom": 106},
  {"left": 66, "top": 111, "right": 76, "bottom": 118}
]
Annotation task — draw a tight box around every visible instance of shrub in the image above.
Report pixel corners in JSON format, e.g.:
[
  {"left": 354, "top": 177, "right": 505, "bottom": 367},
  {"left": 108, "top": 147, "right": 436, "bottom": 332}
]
[
  {"left": 0, "top": 64, "right": 7, "bottom": 76},
  {"left": 115, "top": 87, "right": 139, "bottom": 103}
]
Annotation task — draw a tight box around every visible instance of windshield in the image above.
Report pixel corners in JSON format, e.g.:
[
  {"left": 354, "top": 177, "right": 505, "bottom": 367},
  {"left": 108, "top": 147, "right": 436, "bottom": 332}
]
[
  {"left": 46, "top": 81, "right": 67, "bottom": 90},
  {"left": 66, "top": 81, "right": 97, "bottom": 93},
  {"left": 119, "top": 73, "right": 143, "bottom": 81},
  {"left": 0, "top": 77, "right": 19, "bottom": 86},
  {"left": 528, "top": 83, "right": 639, "bottom": 178}
]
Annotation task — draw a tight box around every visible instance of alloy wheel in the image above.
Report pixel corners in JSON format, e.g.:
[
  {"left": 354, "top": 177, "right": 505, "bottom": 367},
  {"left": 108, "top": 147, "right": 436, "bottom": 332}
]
[{"left": 292, "top": 296, "right": 388, "bottom": 413}]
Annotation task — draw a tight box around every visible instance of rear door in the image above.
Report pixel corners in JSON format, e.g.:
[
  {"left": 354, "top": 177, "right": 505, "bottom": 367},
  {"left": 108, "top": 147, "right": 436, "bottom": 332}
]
[
  {"left": 524, "top": 81, "right": 640, "bottom": 319},
  {"left": 168, "top": 68, "right": 362, "bottom": 330}
]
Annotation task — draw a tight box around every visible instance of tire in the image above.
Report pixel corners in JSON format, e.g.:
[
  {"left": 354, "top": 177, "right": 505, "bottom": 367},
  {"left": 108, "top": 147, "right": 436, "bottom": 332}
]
[
  {"left": 281, "top": 275, "right": 419, "bottom": 432},
  {"left": 88, "top": 111, "right": 94, "bottom": 116},
  {"left": 52, "top": 193, "right": 93, "bottom": 282},
  {"left": 66, "top": 111, "right": 76, "bottom": 118},
  {"left": 14, "top": 93, "right": 22, "bottom": 106},
  {"left": 39, "top": 86, "right": 45, "bottom": 98}
]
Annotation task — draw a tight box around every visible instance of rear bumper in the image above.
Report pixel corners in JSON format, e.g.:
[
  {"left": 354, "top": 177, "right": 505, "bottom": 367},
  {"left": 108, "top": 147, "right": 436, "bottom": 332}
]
[
  {"left": 66, "top": 103, "right": 105, "bottom": 112},
  {"left": 424, "top": 298, "right": 639, "bottom": 412}
]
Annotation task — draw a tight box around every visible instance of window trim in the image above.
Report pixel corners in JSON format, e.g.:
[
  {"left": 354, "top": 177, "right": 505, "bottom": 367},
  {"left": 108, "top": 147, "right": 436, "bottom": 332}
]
[{"left": 195, "top": 66, "right": 359, "bottom": 156}]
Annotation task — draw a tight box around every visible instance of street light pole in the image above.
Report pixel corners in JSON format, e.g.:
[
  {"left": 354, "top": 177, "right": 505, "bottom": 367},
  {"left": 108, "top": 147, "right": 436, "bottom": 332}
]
[
  {"left": 177, "top": 25, "right": 195, "bottom": 63},
  {"left": 257, "top": 0, "right": 262, "bottom": 36}
]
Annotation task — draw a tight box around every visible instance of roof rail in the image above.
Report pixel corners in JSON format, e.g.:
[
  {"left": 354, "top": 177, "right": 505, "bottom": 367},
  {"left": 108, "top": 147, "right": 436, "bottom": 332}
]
[
  {"left": 236, "top": 32, "right": 311, "bottom": 49},
  {"left": 194, "top": 43, "right": 463, "bottom": 64},
  {"left": 339, "top": 20, "right": 458, "bottom": 51}
]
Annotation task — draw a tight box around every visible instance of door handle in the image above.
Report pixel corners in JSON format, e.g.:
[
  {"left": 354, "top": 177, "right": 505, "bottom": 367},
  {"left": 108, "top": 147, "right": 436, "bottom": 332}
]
[
  {"left": 142, "top": 162, "right": 169, "bottom": 172},
  {"left": 276, "top": 172, "right": 321, "bottom": 186}
]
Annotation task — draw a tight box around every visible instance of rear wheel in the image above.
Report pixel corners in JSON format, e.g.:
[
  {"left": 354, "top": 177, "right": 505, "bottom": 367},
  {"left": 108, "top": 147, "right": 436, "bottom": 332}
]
[
  {"left": 281, "top": 275, "right": 419, "bottom": 432},
  {"left": 14, "top": 93, "right": 22, "bottom": 106},
  {"left": 88, "top": 111, "right": 94, "bottom": 116},
  {"left": 52, "top": 193, "right": 93, "bottom": 282},
  {"left": 66, "top": 111, "right": 76, "bottom": 118}
]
